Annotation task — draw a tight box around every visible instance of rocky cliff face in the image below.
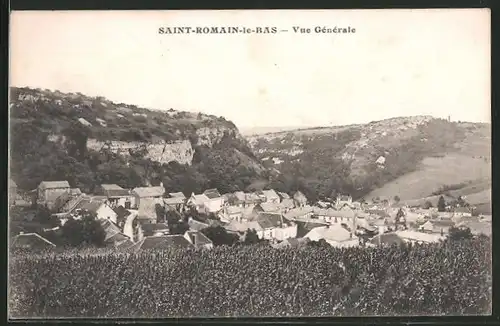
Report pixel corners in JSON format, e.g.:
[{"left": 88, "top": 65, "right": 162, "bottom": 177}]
[{"left": 11, "top": 87, "right": 255, "bottom": 167}]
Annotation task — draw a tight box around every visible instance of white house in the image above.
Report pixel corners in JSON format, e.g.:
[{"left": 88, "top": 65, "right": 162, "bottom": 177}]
[
  {"left": 202, "top": 188, "right": 225, "bottom": 213},
  {"left": 258, "top": 189, "right": 281, "bottom": 204},
  {"left": 250, "top": 212, "right": 297, "bottom": 242},
  {"left": 335, "top": 194, "right": 353, "bottom": 209},
  {"left": 72, "top": 198, "right": 118, "bottom": 224},
  {"left": 304, "top": 225, "right": 358, "bottom": 248}
]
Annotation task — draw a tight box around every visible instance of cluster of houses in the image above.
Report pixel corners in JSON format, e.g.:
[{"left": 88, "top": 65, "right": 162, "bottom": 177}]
[{"left": 9, "top": 178, "right": 492, "bottom": 251}]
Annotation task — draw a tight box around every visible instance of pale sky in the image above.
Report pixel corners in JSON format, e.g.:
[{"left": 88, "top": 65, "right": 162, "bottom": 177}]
[{"left": 10, "top": 9, "right": 490, "bottom": 129}]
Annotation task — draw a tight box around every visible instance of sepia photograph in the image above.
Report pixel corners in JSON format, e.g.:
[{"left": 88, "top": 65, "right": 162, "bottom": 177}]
[{"left": 8, "top": 9, "right": 491, "bottom": 318}]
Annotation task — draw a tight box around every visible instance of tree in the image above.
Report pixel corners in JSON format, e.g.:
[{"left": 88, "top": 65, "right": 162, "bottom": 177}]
[
  {"left": 308, "top": 239, "right": 330, "bottom": 248},
  {"left": 155, "top": 204, "right": 166, "bottom": 223},
  {"left": 448, "top": 226, "right": 473, "bottom": 241},
  {"left": 201, "top": 225, "right": 239, "bottom": 246},
  {"left": 61, "top": 211, "right": 106, "bottom": 247},
  {"left": 244, "top": 229, "right": 261, "bottom": 245},
  {"left": 424, "top": 200, "right": 433, "bottom": 209},
  {"left": 62, "top": 121, "right": 90, "bottom": 160},
  {"left": 437, "top": 196, "right": 446, "bottom": 212},
  {"left": 393, "top": 195, "right": 401, "bottom": 203},
  {"left": 34, "top": 206, "right": 60, "bottom": 227}
]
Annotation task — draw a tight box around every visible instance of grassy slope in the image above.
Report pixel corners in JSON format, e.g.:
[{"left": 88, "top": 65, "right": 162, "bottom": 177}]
[{"left": 366, "top": 123, "right": 490, "bottom": 202}]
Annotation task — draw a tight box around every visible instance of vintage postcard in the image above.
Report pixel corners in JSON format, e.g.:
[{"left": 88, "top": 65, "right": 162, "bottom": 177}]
[{"left": 8, "top": 9, "right": 491, "bottom": 318}]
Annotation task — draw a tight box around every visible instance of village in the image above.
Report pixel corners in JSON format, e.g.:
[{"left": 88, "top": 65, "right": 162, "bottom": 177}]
[{"left": 9, "top": 178, "right": 492, "bottom": 252}]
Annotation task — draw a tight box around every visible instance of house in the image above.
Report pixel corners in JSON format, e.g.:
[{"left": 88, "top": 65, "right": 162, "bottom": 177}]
[
  {"left": 140, "top": 223, "right": 170, "bottom": 237},
  {"left": 100, "top": 219, "right": 132, "bottom": 247},
  {"left": 187, "top": 193, "right": 210, "bottom": 213},
  {"left": 293, "top": 191, "right": 308, "bottom": 207},
  {"left": 132, "top": 186, "right": 165, "bottom": 223},
  {"left": 73, "top": 198, "right": 118, "bottom": 223},
  {"left": 253, "top": 202, "right": 280, "bottom": 214},
  {"left": 366, "top": 209, "right": 391, "bottom": 219},
  {"left": 304, "top": 225, "right": 358, "bottom": 248},
  {"left": 220, "top": 206, "right": 244, "bottom": 222},
  {"left": 250, "top": 212, "right": 297, "bottom": 241},
  {"left": 163, "top": 196, "right": 186, "bottom": 213},
  {"left": 316, "top": 201, "right": 332, "bottom": 209},
  {"left": 419, "top": 220, "right": 455, "bottom": 235},
  {"left": 9, "top": 179, "right": 17, "bottom": 206},
  {"left": 335, "top": 194, "right": 353, "bottom": 209},
  {"left": 132, "top": 186, "right": 165, "bottom": 209},
  {"left": 36, "top": 181, "right": 71, "bottom": 210},
  {"left": 11, "top": 232, "right": 56, "bottom": 250},
  {"left": 97, "top": 184, "right": 134, "bottom": 208},
  {"left": 245, "top": 192, "right": 263, "bottom": 207},
  {"left": 169, "top": 192, "right": 186, "bottom": 199},
  {"left": 184, "top": 231, "right": 214, "bottom": 249},
  {"left": 202, "top": 188, "right": 225, "bottom": 213},
  {"left": 225, "top": 220, "right": 263, "bottom": 238},
  {"left": 228, "top": 191, "right": 247, "bottom": 207},
  {"left": 258, "top": 189, "right": 281, "bottom": 204},
  {"left": 129, "top": 235, "right": 194, "bottom": 252},
  {"left": 284, "top": 206, "right": 314, "bottom": 221},
  {"left": 453, "top": 207, "right": 472, "bottom": 218},
  {"left": 113, "top": 205, "right": 132, "bottom": 229},
  {"left": 188, "top": 218, "right": 211, "bottom": 232},
  {"left": 395, "top": 230, "right": 446, "bottom": 244},
  {"left": 277, "top": 192, "right": 290, "bottom": 201},
  {"left": 279, "top": 198, "right": 296, "bottom": 212}
]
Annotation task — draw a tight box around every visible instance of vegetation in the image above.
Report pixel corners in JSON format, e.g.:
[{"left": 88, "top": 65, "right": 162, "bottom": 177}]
[
  {"left": 60, "top": 211, "right": 106, "bottom": 247},
  {"left": 249, "top": 118, "right": 475, "bottom": 202},
  {"left": 10, "top": 87, "right": 264, "bottom": 196},
  {"left": 9, "top": 236, "right": 491, "bottom": 317},
  {"left": 438, "top": 196, "right": 446, "bottom": 212}
]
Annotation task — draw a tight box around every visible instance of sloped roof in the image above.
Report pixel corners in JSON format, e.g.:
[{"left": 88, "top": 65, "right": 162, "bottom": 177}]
[
  {"left": 134, "top": 235, "right": 193, "bottom": 251},
  {"left": 11, "top": 233, "right": 56, "bottom": 249},
  {"left": 454, "top": 207, "right": 472, "bottom": 214},
  {"left": 101, "top": 184, "right": 130, "bottom": 197},
  {"left": 429, "top": 219, "right": 455, "bottom": 227},
  {"left": 261, "top": 189, "right": 280, "bottom": 200},
  {"left": 141, "top": 223, "right": 169, "bottom": 235},
  {"left": 190, "top": 194, "right": 210, "bottom": 206},
  {"left": 185, "top": 231, "right": 213, "bottom": 247},
  {"left": 78, "top": 199, "right": 105, "bottom": 213},
  {"left": 169, "top": 192, "right": 186, "bottom": 199},
  {"left": 163, "top": 197, "right": 185, "bottom": 205},
  {"left": 277, "top": 192, "right": 290, "bottom": 200},
  {"left": 305, "top": 225, "right": 352, "bottom": 243},
  {"left": 39, "top": 181, "right": 70, "bottom": 190},
  {"left": 280, "top": 199, "right": 295, "bottom": 210},
  {"left": 257, "top": 202, "right": 280, "bottom": 213},
  {"left": 188, "top": 218, "right": 210, "bottom": 231},
  {"left": 284, "top": 206, "right": 314, "bottom": 220},
  {"left": 338, "top": 195, "right": 352, "bottom": 201},
  {"left": 458, "top": 221, "right": 491, "bottom": 236},
  {"left": 225, "top": 220, "right": 263, "bottom": 233},
  {"left": 226, "top": 206, "right": 243, "bottom": 215},
  {"left": 203, "top": 188, "right": 221, "bottom": 199},
  {"left": 132, "top": 186, "right": 164, "bottom": 198},
  {"left": 255, "top": 212, "right": 284, "bottom": 229},
  {"left": 233, "top": 191, "right": 246, "bottom": 202}
]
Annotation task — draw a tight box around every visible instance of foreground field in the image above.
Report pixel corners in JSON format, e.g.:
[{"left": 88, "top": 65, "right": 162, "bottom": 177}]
[{"left": 9, "top": 238, "right": 491, "bottom": 318}]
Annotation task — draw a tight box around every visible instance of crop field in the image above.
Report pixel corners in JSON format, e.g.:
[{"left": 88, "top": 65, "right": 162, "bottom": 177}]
[{"left": 9, "top": 237, "right": 491, "bottom": 318}]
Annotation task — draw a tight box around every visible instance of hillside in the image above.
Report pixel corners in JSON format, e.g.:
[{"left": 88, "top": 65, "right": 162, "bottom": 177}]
[
  {"left": 9, "top": 87, "right": 265, "bottom": 194},
  {"left": 246, "top": 116, "right": 491, "bottom": 206}
]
